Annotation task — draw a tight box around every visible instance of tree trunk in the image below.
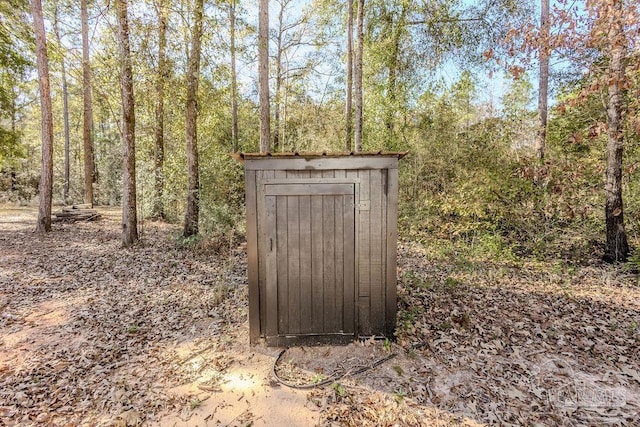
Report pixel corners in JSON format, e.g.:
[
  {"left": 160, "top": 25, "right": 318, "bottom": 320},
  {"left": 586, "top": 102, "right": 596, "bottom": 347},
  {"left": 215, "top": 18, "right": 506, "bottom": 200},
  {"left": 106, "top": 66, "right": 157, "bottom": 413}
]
[
  {"left": 10, "top": 87, "right": 17, "bottom": 134},
  {"left": 116, "top": 0, "right": 138, "bottom": 246},
  {"left": 354, "top": 0, "right": 364, "bottom": 152},
  {"left": 81, "top": 0, "right": 95, "bottom": 207},
  {"left": 183, "top": 0, "right": 204, "bottom": 238},
  {"left": 153, "top": 0, "right": 167, "bottom": 220},
  {"left": 282, "top": 67, "right": 288, "bottom": 149},
  {"left": 274, "top": 2, "right": 284, "bottom": 151},
  {"left": 603, "top": 0, "right": 629, "bottom": 262},
  {"left": 535, "top": 0, "right": 549, "bottom": 161},
  {"left": 31, "top": 0, "right": 53, "bottom": 233},
  {"left": 53, "top": 5, "right": 71, "bottom": 204},
  {"left": 258, "top": 0, "right": 270, "bottom": 153},
  {"left": 230, "top": 0, "right": 239, "bottom": 152},
  {"left": 385, "top": 4, "right": 405, "bottom": 147},
  {"left": 345, "top": 0, "right": 353, "bottom": 151}
]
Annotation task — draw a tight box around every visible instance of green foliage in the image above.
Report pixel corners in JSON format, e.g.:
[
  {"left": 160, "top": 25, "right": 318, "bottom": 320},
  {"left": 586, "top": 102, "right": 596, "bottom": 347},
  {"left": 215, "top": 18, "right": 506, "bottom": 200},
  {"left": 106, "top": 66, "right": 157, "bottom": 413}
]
[
  {"left": 0, "top": 127, "right": 25, "bottom": 167},
  {"left": 175, "top": 232, "right": 202, "bottom": 249},
  {"left": 0, "top": 0, "right": 31, "bottom": 167},
  {"left": 331, "top": 382, "right": 346, "bottom": 398},
  {"left": 0, "top": 169, "right": 39, "bottom": 203},
  {"left": 393, "top": 389, "right": 406, "bottom": 403},
  {"left": 396, "top": 71, "right": 638, "bottom": 262},
  {"left": 400, "top": 77, "right": 524, "bottom": 242},
  {"left": 310, "top": 373, "right": 327, "bottom": 384},
  {"left": 189, "top": 398, "right": 202, "bottom": 410}
]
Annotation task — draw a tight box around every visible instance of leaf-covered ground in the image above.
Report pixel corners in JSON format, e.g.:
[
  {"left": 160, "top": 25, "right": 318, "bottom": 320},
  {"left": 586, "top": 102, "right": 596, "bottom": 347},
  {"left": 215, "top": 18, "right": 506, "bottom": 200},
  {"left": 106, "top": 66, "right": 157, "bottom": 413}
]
[
  {"left": 391, "top": 241, "right": 640, "bottom": 426},
  {"left": 0, "top": 206, "right": 639, "bottom": 426}
]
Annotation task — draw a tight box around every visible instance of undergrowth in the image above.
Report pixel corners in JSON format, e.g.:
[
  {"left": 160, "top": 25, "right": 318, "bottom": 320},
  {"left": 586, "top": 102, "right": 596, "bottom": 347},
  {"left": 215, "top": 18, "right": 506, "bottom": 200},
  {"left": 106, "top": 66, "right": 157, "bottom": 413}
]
[{"left": 399, "top": 147, "right": 639, "bottom": 265}]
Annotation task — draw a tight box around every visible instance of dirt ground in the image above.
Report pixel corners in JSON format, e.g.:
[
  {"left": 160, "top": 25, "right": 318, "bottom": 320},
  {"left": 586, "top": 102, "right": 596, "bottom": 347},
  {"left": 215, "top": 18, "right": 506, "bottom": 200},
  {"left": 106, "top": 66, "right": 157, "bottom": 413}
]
[{"left": 1, "top": 205, "right": 639, "bottom": 426}]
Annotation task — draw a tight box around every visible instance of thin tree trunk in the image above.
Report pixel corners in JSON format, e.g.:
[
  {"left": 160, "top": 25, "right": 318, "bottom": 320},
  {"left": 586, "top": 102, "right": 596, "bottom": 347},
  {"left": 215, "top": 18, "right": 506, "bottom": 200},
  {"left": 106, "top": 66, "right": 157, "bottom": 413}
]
[
  {"left": 183, "top": 0, "right": 204, "bottom": 237},
  {"left": 354, "top": 0, "right": 364, "bottom": 152},
  {"left": 258, "top": 0, "right": 270, "bottom": 153},
  {"left": 31, "top": 0, "right": 53, "bottom": 233},
  {"left": 282, "top": 69, "right": 288, "bottom": 149},
  {"left": 535, "top": 0, "right": 549, "bottom": 161},
  {"left": 116, "top": 0, "right": 138, "bottom": 246},
  {"left": 604, "top": 0, "right": 629, "bottom": 262},
  {"left": 345, "top": 0, "right": 353, "bottom": 151},
  {"left": 274, "top": 2, "right": 284, "bottom": 151},
  {"left": 81, "top": 0, "right": 95, "bottom": 206},
  {"left": 53, "top": 5, "right": 71, "bottom": 204},
  {"left": 153, "top": 0, "right": 167, "bottom": 219},
  {"left": 385, "top": 5, "right": 405, "bottom": 145},
  {"left": 230, "top": 0, "right": 239, "bottom": 152},
  {"left": 10, "top": 87, "right": 17, "bottom": 134}
]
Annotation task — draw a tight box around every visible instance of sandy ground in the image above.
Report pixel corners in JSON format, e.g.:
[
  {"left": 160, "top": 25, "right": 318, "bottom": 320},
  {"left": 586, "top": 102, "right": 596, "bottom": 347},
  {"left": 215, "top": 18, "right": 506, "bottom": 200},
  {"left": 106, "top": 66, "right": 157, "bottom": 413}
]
[{"left": 153, "top": 331, "right": 322, "bottom": 426}]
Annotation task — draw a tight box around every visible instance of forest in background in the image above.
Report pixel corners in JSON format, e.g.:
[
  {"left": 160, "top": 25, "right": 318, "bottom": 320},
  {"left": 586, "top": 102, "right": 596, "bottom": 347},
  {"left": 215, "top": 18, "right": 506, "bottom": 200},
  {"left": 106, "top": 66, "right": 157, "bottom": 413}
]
[{"left": 1, "top": 0, "right": 639, "bottom": 265}]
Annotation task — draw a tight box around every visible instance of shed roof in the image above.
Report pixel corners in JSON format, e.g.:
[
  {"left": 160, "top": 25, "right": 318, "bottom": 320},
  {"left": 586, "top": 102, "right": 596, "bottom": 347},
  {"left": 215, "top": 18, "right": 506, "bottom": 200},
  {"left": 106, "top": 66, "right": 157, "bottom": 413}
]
[{"left": 233, "top": 151, "right": 408, "bottom": 163}]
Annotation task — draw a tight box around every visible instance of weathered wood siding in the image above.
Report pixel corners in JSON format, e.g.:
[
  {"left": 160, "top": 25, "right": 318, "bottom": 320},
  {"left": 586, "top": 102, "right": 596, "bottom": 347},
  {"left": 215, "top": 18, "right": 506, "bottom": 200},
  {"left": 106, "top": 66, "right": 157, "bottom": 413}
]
[
  {"left": 244, "top": 155, "right": 400, "bottom": 345},
  {"left": 264, "top": 184, "right": 355, "bottom": 338}
]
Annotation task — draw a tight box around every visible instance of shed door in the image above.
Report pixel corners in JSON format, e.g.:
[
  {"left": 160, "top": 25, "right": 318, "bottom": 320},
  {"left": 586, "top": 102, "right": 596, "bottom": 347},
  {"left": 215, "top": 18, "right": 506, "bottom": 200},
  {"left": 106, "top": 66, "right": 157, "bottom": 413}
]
[{"left": 263, "top": 182, "right": 356, "bottom": 341}]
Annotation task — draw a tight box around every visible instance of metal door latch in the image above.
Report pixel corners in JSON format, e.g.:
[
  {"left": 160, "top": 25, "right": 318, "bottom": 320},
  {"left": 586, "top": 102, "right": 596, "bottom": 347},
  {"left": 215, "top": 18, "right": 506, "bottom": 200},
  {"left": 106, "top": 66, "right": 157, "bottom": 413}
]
[{"left": 355, "top": 200, "right": 370, "bottom": 211}]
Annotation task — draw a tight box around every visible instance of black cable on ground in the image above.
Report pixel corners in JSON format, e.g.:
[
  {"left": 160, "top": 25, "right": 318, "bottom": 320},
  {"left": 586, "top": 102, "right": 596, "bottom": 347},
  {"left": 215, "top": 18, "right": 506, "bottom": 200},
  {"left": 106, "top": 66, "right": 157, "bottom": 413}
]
[{"left": 272, "top": 348, "right": 397, "bottom": 389}]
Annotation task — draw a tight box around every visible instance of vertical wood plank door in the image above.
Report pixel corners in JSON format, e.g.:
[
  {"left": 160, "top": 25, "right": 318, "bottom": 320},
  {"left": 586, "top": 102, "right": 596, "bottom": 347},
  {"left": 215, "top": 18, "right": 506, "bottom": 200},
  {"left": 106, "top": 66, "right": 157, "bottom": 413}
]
[{"left": 263, "top": 182, "right": 356, "bottom": 344}]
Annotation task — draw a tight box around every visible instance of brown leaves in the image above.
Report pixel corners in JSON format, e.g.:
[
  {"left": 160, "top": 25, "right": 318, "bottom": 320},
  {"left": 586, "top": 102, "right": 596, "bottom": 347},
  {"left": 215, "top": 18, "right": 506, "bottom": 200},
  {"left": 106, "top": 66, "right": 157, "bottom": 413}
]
[
  {"left": 320, "top": 384, "right": 475, "bottom": 427},
  {"left": 0, "top": 215, "right": 247, "bottom": 424},
  {"left": 115, "top": 409, "right": 143, "bottom": 426},
  {"left": 567, "top": 131, "right": 584, "bottom": 144},
  {"left": 482, "top": 48, "right": 494, "bottom": 61},
  {"left": 502, "top": 0, "right": 640, "bottom": 115},
  {"left": 3, "top": 210, "right": 639, "bottom": 425},
  {"left": 393, "top": 241, "right": 640, "bottom": 425},
  {"left": 508, "top": 65, "right": 526, "bottom": 80}
]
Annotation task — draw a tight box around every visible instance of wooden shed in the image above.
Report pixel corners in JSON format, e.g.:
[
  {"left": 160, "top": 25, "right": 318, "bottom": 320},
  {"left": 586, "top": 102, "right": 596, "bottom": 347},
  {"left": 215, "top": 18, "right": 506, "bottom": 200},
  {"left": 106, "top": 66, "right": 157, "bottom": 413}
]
[{"left": 238, "top": 152, "right": 406, "bottom": 346}]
